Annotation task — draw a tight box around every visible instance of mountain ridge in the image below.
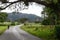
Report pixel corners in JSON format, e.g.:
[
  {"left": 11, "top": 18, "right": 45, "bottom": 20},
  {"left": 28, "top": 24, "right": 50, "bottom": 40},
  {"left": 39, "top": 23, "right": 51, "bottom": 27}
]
[{"left": 7, "top": 12, "right": 43, "bottom": 22}]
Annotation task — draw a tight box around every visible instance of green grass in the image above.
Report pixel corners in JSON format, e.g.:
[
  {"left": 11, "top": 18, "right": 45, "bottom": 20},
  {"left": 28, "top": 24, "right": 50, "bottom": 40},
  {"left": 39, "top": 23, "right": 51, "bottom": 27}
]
[
  {"left": 21, "top": 23, "right": 56, "bottom": 40},
  {"left": 0, "top": 26, "right": 7, "bottom": 35}
]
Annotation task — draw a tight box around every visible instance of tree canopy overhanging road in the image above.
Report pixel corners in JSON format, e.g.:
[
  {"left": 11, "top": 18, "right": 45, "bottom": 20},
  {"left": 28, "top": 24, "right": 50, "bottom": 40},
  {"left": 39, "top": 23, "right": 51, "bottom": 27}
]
[
  {"left": 0, "top": 0, "right": 60, "bottom": 40},
  {"left": 0, "top": 0, "right": 59, "bottom": 11},
  {"left": 0, "top": 0, "right": 60, "bottom": 24}
]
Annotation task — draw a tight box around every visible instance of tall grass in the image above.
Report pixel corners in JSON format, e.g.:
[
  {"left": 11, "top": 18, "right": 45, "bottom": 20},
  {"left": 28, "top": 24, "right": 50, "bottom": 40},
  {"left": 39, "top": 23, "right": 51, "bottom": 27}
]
[{"left": 21, "top": 23, "right": 56, "bottom": 40}]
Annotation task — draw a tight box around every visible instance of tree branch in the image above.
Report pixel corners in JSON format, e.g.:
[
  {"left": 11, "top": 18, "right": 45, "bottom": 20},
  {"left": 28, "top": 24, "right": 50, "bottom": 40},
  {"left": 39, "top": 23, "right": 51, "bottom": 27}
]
[
  {"left": 36, "top": 1, "right": 48, "bottom": 6},
  {"left": 0, "top": 0, "right": 49, "bottom": 10},
  {"left": 3, "top": 1, "right": 19, "bottom": 3},
  {"left": 0, "top": 1, "right": 19, "bottom": 10}
]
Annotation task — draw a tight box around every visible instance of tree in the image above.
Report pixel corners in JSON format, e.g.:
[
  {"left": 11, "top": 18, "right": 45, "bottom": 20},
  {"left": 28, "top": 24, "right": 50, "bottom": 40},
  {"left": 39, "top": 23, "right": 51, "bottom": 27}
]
[
  {"left": 0, "top": 0, "right": 60, "bottom": 39},
  {"left": 16, "top": 18, "right": 28, "bottom": 23},
  {"left": 0, "top": 0, "right": 59, "bottom": 11},
  {"left": 0, "top": 0, "right": 59, "bottom": 25},
  {"left": 42, "top": 7, "right": 56, "bottom": 25},
  {"left": 0, "top": 12, "right": 8, "bottom": 22}
]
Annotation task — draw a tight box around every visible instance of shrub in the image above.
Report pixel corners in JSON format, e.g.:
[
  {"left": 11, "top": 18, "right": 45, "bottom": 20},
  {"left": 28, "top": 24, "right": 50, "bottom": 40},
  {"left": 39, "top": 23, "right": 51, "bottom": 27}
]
[
  {"left": 34, "top": 21, "right": 40, "bottom": 23},
  {"left": 55, "top": 25, "right": 60, "bottom": 40},
  {"left": 42, "top": 19, "right": 50, "bottom": 25},
  {"left": 11, "top": 22, "right": 15, "bottom": 26}
]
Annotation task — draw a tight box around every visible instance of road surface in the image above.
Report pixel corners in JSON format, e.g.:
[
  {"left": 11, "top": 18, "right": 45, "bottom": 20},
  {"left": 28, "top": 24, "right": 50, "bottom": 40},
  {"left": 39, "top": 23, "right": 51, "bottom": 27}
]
[{"left": 0, "top": 24, "right": 41, "bottom": 40}]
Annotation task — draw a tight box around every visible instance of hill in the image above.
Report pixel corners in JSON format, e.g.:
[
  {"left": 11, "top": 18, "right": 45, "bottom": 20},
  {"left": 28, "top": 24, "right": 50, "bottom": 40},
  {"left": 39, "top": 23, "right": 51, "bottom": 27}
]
[{"left": 7, "top": 12, "right": 43, "bottom": 22}]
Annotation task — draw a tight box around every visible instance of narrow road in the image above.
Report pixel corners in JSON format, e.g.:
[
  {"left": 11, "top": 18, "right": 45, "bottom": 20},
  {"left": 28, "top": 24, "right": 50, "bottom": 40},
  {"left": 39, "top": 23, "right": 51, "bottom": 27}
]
[{"left": 0, "top": 24, "right": 41, "bottom": 40}]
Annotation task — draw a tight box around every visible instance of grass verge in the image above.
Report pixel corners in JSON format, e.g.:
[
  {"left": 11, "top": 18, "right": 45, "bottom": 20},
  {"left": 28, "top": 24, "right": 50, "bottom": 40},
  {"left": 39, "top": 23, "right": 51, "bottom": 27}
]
[
  {"left": 21, "top": 23, "right": 56, "bottom": 40},
  {"left": 0, "top": 26, "right": 7, "bottom": 35}
]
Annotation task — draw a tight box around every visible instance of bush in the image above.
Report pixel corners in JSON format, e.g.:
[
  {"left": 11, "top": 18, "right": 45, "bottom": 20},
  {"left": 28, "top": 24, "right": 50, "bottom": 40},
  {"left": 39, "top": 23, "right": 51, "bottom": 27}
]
[
  {"left": 15, "top": 22, "right": 20, "bottom": 25},
  {"left": 42, "top": 19, "right": 50, "bottom": 25},
  {"left": 21, "top": 23, "right": 55, "bottom": 40},
  {"left": 55, "top": 25, "right": 60, "bottom": 40},
  {"left": 42, "top": 19, "right": 55, "bottom": 25},
  {"left": 11, "top": 22, "right": 15, "bottom": 26},
  {"left": 0, "top": 22, "right": 11, "bottom": 26},
  {"left": 34, "top": 21, "right": 40, "bottom": 23},
  {"left": 0, "top": 24, "right": 9, "bottom": 26},
  {"left": 11, "top": 22, "right": 20, "bottom": 26}
]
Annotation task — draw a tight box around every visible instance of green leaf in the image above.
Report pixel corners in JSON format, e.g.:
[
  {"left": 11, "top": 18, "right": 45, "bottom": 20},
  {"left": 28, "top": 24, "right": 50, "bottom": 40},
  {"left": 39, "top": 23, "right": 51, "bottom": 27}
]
[{"left": 53, "top": 0, "right": 58, "bottom": 4}]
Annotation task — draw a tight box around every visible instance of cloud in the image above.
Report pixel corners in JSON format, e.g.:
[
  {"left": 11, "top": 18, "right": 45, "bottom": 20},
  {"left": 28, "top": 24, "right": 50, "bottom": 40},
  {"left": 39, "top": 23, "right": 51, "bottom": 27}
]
[
  {"left": 1, "top": 2, "right": 44, "bottom": 17},
  {"left": 20, "top": 3, "right": 44, "bottom": 17}
]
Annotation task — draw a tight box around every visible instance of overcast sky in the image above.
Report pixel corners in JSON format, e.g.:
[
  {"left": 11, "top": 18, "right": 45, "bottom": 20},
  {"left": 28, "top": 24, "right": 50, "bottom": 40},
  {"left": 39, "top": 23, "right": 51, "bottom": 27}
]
[{"left": 1, "top": 0, "right": 44, "bottom": 17}]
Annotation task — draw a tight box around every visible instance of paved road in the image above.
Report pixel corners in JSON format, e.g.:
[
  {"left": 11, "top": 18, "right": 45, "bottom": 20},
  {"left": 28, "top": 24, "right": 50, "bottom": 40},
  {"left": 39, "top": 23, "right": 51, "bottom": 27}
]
[{"left": 0, "top": 24, "right": 41, "bottom": 40}]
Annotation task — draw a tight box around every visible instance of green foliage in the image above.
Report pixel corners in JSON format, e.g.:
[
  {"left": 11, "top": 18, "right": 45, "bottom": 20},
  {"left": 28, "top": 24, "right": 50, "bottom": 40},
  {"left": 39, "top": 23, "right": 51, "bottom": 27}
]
[
  {"left": 11, "top": 22, "right": 19, "bottom": 26},
  {"left": 0, "top": 22, "right": 11, "bottom": 26},
  {"left": 21, "top": 23, "right": 55, "bottom": 40},
  {"left": 44, "top": 0, "right": 58, "bottom": 4},
  {"left": 42, "top": 0, "right": 60, "bottom": 25},
  {"left": 42, "top": 5, "right": 60, "bottom": 38},
  {"left": 16, "top": 18, "right": 28, "bottom": 23},
  {"left": 42, "top": 7, "right": 57, "bottom": 25},
  {"left": 44, "top": 7, "right": 54, "bottom": 14},
  {"left": 11, "top": 22, "right": 15, "bottom": 26},
  {"left": 53, "top": 0, "right": 58, "bottom": 4},
  {"left": 44, "top": 0, "right": 52, "bottom": 3},
  {"left": 34, "top": 21, "right": 40, "bottom": 23},
  {"left": 0, "top": 12, "right": 8, "bottom": 22},
  {"left": 55, "top": 25, "right": 60, "bottom": 40},
  {"left": 42, "top": 19, "right": 50, "bottom": 25}
]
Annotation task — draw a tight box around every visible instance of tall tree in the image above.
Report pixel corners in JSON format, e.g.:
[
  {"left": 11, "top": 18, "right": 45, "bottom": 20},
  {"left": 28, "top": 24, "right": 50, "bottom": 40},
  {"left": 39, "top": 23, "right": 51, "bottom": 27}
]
[
  {"left": 0, "top": 12, "right": 8, "bottom": 22},
  {"left": 42, "top": 7, "right": 57, "bottom": 25},
  {"left": 18, "top": 18, "right": 28, "bottom": 23}
]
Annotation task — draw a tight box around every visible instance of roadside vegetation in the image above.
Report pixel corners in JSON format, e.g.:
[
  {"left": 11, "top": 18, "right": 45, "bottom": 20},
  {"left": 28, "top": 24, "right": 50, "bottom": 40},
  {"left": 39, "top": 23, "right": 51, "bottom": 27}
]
[
  {"left": 0, "top": 22, "right": 10, "bottom": 35},
  {"left": 0, "top": 22, "right": 19, "bottom": 35},
  {"left": 0, "top": 26, "right": 7, "bottom": 35},
  {"left": 0, "top": 12, "right": 17, "bottom": 35},
  {"left": 21, "top": 23, "right": 57, "bottom": 40}
]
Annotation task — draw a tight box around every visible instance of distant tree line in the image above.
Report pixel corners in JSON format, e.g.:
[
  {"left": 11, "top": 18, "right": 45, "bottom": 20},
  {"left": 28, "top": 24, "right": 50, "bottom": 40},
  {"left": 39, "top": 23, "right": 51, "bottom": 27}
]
[{"left": 0, "top": 12, "right": 8, "bottom": 22}]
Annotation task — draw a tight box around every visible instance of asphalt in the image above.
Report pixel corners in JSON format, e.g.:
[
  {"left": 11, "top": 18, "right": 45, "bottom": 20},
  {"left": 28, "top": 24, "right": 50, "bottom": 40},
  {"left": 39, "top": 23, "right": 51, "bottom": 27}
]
[{"left": 0, "top": 24, "right": 41, "bottom": 40}]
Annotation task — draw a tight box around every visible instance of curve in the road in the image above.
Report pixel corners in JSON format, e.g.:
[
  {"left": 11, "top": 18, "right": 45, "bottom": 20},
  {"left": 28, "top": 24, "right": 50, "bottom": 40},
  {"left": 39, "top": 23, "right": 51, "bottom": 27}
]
[{"left": 0, "top": 24, "right": 41, "bottom": 40}]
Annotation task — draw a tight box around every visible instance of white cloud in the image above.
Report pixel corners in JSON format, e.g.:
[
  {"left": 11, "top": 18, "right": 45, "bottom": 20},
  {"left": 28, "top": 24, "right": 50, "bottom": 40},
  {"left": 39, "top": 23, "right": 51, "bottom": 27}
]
[
  {"left": 20, "top": 3, "right": 44, "bottom": 17},
  {"left": 1, "top": 2, "right": 44, "bottom": 17}
]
